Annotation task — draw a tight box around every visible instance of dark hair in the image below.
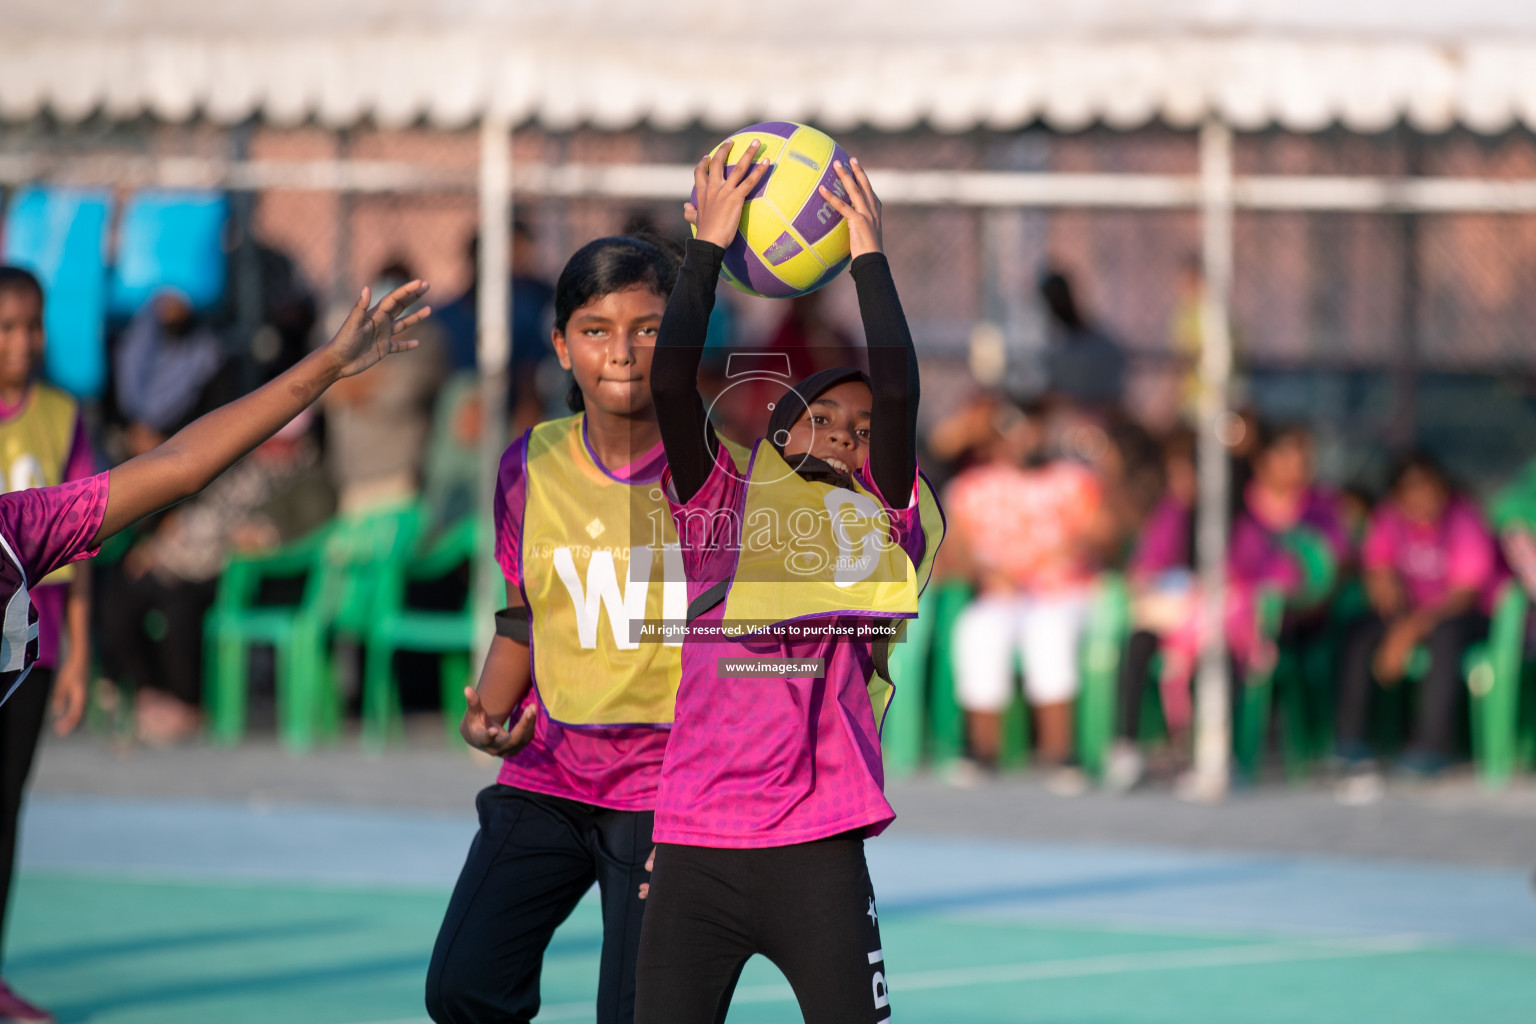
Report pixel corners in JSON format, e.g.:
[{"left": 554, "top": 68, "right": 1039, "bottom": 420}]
[
  {"left": 1039, "top": 269, "right": 1085, "bottom": 331},
  {"left": 1251, "top": 420, "right": 1312, "bottom": 457},
  {"left": 374, "top": 258, "right": 416, "bottom": 283},
  {"left": 0, "top": 266, "right": 44, "bottom": 307},
  {"left": 554, "top": 236, "right": 681, "bottom": 412},
  {"left": 1388, "top": 450, "right": 1451, "bottom": 494}
]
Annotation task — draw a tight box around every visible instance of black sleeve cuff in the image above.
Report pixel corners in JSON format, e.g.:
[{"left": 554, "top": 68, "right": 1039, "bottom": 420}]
[
  {"left": 683, "top": 237, "right": 725, "bottom": 271},
  {"left": 850, "top": 251, "right": 891, "bottom": 277}
]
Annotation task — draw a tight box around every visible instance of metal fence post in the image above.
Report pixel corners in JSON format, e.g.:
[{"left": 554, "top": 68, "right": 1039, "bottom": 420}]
[
  {"left": 475, "top": 111, "right": 513, "bottom": 666},
  {"left": 1190, "top": 118, "right": 1235, "bottom": 801}
]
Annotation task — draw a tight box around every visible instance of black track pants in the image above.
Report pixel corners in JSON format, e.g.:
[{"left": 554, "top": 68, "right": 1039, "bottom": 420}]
[
  {"left": 426, "top": 785, "right": 654, "bottom": 1024},
  {"left": 635, "top": 836, "right": 890, "bottom": 1024},
  {"left": 0, "top": 667, "right": 51, "bottom": 968}
]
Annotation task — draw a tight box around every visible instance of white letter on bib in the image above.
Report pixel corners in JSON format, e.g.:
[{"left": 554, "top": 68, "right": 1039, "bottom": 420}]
[{"left": 554, "top": 546, "right": 653, "bottom": 651}]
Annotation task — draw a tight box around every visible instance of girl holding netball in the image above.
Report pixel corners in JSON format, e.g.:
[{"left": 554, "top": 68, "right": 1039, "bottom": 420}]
[
  {"left": 638, "top": 143, "right": 939, "bottom": 1024},
  {"left": 427, "top": 236, "right": 746, "bottom": 1024}
]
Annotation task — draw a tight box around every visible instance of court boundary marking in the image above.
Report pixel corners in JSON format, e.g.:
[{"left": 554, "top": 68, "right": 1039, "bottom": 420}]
[{"left": 345, "top": 934, "right": 1435, "bottom": 1024}]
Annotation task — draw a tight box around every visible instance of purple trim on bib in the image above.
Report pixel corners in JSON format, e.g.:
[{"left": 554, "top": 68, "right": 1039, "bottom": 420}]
[{"left": 580, "top": 414, "right": 667, "bottom": 485}]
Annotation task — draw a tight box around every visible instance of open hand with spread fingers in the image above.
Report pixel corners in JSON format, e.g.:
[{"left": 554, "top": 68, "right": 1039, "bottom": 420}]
[
  {"left": 324, "top": 279, "right": 432, "bottom": 379},
  {"left": 684, "top": 140, "right": 772, "bottom": 249},
  {"left": 817, "top": 157, "right": 884, "bottom": 259}
]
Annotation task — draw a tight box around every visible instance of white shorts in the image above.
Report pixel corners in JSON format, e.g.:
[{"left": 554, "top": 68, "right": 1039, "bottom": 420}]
[{"left": 952, "top": 590, "right": 1095, "bottom": 710}]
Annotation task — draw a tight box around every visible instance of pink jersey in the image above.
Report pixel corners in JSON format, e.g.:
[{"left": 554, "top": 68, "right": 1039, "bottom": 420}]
[
  {"left": 1362, "top": 496, "right": 1498, "bottom": 613},
  {"left": 22, "top": 411, "right": 95, "bottom": 668},
  {"left": 491, "top": 426, "right": 671, "bottom": 811},
  {"left": 655, "top": 445, "right": 930, "bottom": 849},
  {"left": 0, "top": 474, "right": 108, "bottom": 702}
]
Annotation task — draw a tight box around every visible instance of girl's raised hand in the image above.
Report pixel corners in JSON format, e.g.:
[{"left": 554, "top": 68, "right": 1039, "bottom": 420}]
[
  {"left": 687, "top": 140, "right": 771, "bottom": 249},
  {"left": 818, "top": 157, "right": 884, "bottom": 259},
  {"left": 324, "top": 280, "right": 432, "bottom": 379}
]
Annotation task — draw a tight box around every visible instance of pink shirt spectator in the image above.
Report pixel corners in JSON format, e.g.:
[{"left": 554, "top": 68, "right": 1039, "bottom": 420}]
[
  {"left": 656, "top": 445, "right": 930, "bottom": 849},
  {"left": 491, "top": 429, "right": 671, "bottom": 812},
  {"left": 1131, "top": 486, "right": 1347, "bottom": 732},
  {"left": 1363, "top": 496, "right": 1498, "bottom": 613},
  {"left": 1132, "top": 486, "right": 1349, "bottom": 595},
  {"left": 0, "top": 474, "right": 108, "bottom": 703}
]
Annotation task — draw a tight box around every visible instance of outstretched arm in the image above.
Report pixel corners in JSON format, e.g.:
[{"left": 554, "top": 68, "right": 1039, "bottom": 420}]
[
  {"left": 96, "top": 281, "right": 430, "bottom": 545},
  {"left": 818, "top": 159, "right": 919, "bottom": 503},
  {"left": 652, "top": 141, "right": 770, "bottom": 503}
]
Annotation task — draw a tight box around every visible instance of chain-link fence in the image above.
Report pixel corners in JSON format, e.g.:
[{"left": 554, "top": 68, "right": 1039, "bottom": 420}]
[{"left": 7, "top": 118, "right": 1536, "bottom": 490}]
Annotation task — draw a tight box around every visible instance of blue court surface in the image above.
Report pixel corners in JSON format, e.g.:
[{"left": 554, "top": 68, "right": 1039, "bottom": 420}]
[{"left": 13, "top": 794, "right": 1536, "bottom": 1023}]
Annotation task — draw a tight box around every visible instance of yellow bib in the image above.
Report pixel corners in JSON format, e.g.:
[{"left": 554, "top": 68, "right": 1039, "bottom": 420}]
[
  {"left": 708, "top": 442, "right": 944, "bottom": 730},
  {"left": 0, "top": 386, "right": 79, "bottom": 585},
  {"left": 521, "top": 416, "right": 746, "bottom": 727},
  {"left": 866, "top": 470, "right": 946, "bottom": 729},
  {"left": 719, "top": 441, "right": 923, "bottom": 626}
]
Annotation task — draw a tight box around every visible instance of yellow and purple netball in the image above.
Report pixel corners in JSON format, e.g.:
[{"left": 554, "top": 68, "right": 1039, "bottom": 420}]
[{"left": 690, "top": 122, "right": 853, "bottom": 299}]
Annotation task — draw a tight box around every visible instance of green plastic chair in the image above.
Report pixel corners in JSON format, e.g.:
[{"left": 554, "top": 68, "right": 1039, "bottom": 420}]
[
  {"left": 1074, "top": 578, "right": 1299, "bottom": 785},
  {"left": 204, "top": 504, "right": 423, "bottom": 751},
  {"left": 1075, "top": 573, "right": 1132, "bottom": 778},
  {"left": 204, "top": 526, "right": 333, "bottom": 749},
  {"left": 1465, "top": 585, "right": 1534, "bottom": 785},
  {"left": 361, "top": 516, "right": 481, "bottom": 750},
  {"left": 1232, "top": 528, "right": 1342, "bottom": 780},
  {"left": 928, "top": 574, "right": 1129, "bottom": 776},
  {"left": 1321, "top": 581, "right": 1530, "bottom": 785},
  {"left": 1443, "top": 583, "right": 1532, "bottom": 787},
  {"left": 881, "top": 585, "right": 941, "bottom": 777},
  {"left": 924, "top": 580, "right": 975, "bottom": 768}
]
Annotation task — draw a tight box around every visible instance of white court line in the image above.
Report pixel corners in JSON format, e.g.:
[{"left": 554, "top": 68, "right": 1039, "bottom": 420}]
[
  {"left": 345, "top": 935, "right": 1432, "bottom": 1024},
  {"left": 347, "top": 1003, "right": 593, "bottom": 1024},
  {"left": 728, "top": 934, "right": 1432, "bottom": 1003}
]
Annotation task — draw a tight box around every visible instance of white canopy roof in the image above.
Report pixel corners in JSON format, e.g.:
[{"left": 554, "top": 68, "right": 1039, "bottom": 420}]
[{"left": 7, "top": 0, "right": 1536, "bottom": 134}]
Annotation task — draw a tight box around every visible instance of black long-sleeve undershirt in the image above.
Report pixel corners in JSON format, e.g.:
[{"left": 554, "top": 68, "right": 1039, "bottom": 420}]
[{"left": 651, "top": 239, "right": 920, "bottom": 505}]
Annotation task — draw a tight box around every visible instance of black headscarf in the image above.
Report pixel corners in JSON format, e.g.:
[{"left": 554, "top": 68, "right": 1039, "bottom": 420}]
[{"left": 764, "top": 366, "right": 872, "bottom": 486}]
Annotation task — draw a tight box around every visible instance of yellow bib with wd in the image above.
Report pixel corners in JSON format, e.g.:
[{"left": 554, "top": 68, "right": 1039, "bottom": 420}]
[{"left": 0, "top": 386, "right": 79, "bottom": 585}]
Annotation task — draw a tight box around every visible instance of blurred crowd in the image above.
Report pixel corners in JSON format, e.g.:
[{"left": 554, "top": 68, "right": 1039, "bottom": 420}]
[
  {"left": 929, "top": 269, "right": 1525, "bottom": 796},
  {"left": 3, "top": 215, "right": 1531, "bottom": 796}
]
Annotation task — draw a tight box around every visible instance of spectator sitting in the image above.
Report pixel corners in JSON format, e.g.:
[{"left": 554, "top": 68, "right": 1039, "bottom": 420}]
[
  {"left": 114, "top": 290, "right": 232, "bottom": 455},
  {"left": 944, "top": 400, "right": 1111, "bottom": 790},
  {"left": 322, "top": 261, "right": 446, "bottom": 514},
  {"left": 1108, "top": 423, "right": 1347, "bottom": 791},
  {"left": 1335, "top": 453, "right": 1499, "bottom": 779},
  {"left": 97, "top": 409, "right": 335, "bottom": 745}
]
